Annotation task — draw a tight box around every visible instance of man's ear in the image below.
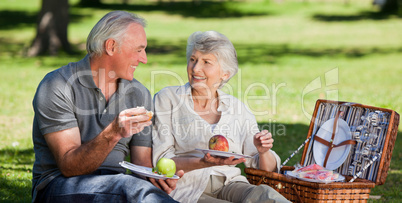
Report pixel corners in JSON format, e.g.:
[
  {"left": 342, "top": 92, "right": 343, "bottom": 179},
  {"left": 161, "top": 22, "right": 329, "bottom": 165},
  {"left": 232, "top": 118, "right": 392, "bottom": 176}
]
[{"left": 105, "top": 38, "right": 117, "bottom": 56}]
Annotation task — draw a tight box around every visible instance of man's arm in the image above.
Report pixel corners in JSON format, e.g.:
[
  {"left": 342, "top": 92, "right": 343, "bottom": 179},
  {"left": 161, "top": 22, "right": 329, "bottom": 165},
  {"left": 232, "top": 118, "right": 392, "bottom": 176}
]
[
  {"left": 45, "top": 126, "right": 119, "bottom": 177},
  {"left": 45, "top": 108, "right": 152, "bottom": 177}
]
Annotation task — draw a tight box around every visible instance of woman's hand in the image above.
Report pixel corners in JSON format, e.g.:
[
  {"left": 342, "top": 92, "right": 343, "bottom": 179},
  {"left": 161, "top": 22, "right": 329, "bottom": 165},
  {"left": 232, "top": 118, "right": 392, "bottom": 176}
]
[
  {"left": 254, "top": 130, "right": 278, "bottom": 172},
  {"left": 253, "top": 130, "right": 274, "bottom": 154},
  {"left": 202, "top": 153, "right": 246, "bottom": 166},
  {"left": 149, "top": 170, "right": 185, "bottom": 194}
]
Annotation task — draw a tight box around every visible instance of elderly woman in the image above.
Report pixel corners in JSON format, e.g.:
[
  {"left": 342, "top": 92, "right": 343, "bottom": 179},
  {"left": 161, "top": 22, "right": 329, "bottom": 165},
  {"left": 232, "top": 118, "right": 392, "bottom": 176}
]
[{"left": 152, "top": 31, "right": 289, "bottom": 203}]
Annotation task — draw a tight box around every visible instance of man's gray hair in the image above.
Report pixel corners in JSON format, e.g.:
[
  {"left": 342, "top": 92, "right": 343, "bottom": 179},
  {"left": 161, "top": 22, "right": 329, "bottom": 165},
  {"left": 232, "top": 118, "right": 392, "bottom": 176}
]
[
  {"left": 86, "top": 11, "right": 146, "bottom": 57},
  {"left": 186, "top": 31, "right": 238, "bottom": 89}
]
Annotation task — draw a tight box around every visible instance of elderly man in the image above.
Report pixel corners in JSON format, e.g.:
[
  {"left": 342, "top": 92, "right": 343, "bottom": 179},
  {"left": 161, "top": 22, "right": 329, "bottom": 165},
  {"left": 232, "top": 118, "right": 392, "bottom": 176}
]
[{"left": 31, "top": 11, "right": 182, "bottom": 202}]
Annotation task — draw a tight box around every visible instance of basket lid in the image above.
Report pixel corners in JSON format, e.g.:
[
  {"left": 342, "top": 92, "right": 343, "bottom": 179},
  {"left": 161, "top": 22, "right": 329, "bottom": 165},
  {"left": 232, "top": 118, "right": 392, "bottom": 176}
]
[{"left": 299, "top": 99, "right": 399, "bottom": 185}]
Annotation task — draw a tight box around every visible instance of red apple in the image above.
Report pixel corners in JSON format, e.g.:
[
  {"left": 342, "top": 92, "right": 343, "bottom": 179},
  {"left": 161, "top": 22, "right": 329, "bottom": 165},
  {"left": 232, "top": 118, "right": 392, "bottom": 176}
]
[{"left": 209, "top": 135, "right": 229, "bottom": 152}]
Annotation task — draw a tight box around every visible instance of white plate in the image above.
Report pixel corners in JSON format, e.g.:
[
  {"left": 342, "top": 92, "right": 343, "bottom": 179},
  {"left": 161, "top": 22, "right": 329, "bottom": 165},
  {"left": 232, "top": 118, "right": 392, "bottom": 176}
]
[
  {"left": 195, "top": 148, "right": 252, "bottom": 159},
  {"left": 313, "top": 118, "right": 352, "bottom": 170},
  {"left": 119, "top": 161, "right": 179, "bottom": 180},
  {"left": 287, "top": 171, "right": 345, "bottom": 184}
]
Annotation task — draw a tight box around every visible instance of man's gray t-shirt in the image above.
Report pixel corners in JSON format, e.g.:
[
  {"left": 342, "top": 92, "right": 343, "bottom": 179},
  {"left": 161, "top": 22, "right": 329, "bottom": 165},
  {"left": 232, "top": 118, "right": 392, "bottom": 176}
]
[{"left": 31, "top": 55, "right": 152, "bottom": 197}]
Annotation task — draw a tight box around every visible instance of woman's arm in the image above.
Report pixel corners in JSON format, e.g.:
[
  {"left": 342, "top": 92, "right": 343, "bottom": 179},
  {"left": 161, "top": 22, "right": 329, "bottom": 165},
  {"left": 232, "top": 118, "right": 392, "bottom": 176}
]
[
  {"left": 172, "top": 154, "right": 246, "bottom": 173},
  {"left": 254, "top": 130, "right": 278, "bottom": 172},
  {"left": 239, "top": 103, "right": 280, "bottom": 172},
  {"left": 152, "top": 91, "right": 177, "bottom": 166}
]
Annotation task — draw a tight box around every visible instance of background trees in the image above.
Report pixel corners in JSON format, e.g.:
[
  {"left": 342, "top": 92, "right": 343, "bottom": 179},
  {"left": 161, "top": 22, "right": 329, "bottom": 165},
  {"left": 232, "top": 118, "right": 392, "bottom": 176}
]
[
  {"left": 27, "top": 0, "right": 401, "bottom": 57},
  {"left": 27, "top": 0, "right": 70, "bottom": 56}
]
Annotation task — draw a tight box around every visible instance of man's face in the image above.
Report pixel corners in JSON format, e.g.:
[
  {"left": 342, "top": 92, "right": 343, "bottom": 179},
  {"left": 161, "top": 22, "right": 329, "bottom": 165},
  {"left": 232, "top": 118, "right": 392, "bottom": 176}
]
[{"left": 112, "top": 23, "right": 147, "bottom": 81}]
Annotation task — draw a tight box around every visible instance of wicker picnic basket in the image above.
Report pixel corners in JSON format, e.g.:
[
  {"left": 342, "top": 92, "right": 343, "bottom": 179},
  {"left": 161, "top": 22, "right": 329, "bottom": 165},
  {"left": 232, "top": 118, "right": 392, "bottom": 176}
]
[{"left": 245, "top": 100, "right": 400, "bottom": 202}]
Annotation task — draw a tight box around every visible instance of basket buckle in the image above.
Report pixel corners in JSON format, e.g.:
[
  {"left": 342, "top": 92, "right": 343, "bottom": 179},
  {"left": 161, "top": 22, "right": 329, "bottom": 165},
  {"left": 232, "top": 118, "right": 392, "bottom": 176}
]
[{"left": 275, "top": 182, "right": 285, "bottom": 190}]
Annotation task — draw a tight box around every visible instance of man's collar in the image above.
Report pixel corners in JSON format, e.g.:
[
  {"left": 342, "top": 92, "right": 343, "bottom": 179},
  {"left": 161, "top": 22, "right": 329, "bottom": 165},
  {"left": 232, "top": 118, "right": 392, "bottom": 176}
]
[{"left": 77, "top": 55, "right": 98, "bottom": 89}]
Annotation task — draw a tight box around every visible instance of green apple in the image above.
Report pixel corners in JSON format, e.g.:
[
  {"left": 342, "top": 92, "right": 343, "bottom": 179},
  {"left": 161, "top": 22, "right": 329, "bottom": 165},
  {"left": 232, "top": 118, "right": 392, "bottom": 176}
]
[{"left": 155, "top": 158, "right": 176, "bottom": 177}]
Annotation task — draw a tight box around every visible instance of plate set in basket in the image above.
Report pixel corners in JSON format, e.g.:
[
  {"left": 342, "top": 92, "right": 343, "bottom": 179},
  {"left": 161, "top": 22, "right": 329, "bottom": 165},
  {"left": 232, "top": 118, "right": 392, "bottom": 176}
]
[{"left": 245, "top": 100, "right": 399, "bottom": 202}]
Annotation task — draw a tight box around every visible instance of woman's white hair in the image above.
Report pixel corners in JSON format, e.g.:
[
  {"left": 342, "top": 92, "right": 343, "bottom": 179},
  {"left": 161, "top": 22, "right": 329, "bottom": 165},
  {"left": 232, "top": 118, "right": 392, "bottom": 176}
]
[
  {"left": 86, "top": 11, "right": 146, "bottom": 57},
  {"left": 186, "top": 31, "right": 238, "bottom": 89}
]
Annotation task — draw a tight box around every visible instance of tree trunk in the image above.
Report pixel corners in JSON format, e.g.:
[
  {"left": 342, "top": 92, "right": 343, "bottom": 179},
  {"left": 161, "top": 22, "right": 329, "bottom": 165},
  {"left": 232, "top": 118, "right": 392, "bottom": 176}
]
[{"left": 28, "top": 0, "right": 71, "bottom": 56}]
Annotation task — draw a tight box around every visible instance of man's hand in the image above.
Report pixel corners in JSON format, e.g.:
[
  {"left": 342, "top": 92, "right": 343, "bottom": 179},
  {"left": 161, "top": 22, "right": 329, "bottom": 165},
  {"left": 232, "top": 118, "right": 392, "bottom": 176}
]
[
  {"left": 253, "top": 130, "right": 274, "bottom": 154},
  {"left": 202, "top": 153, "right": 246, "bottom": 166},
  {"left": 112, "top": 107, "right": 152, "bottom": 138},
  {"left": 149, "top": 170, "right": 185, "bottom": 194}
]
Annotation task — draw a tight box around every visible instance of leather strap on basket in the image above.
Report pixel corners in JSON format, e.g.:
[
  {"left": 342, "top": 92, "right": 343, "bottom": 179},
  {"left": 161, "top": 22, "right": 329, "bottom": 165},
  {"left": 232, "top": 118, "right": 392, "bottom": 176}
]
[
  {"left": 313, "top": 111, "right": 357, "bottom": 168},
  {"left": 291, "top": 184, "right": 303, "bottom": 203},
  {"left": 256, "top": 177, "right": 265, "bottom": 185}
]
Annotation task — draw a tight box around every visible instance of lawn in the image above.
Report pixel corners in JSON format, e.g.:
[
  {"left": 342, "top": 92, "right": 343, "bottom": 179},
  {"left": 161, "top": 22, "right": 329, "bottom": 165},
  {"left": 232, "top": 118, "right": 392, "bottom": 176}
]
[{"left": 0, "top": 0, "right": 401, "bottom": 202}]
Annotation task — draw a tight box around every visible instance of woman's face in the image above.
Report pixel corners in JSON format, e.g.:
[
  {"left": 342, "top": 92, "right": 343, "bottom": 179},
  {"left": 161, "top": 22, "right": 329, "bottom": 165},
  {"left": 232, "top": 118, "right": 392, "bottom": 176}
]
[{"left": 187, "top": 50, "right": 229, "bottom": 94}]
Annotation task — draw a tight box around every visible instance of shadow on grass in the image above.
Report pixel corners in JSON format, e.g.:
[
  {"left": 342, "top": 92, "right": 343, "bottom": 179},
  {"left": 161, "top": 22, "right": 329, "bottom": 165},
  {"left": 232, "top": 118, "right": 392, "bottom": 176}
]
[
  {"left": 0, "top": 1, "right": 267, "bottom": 32},
  {"left": 0, "top": 148, "right": 34, "bottom": 202},
  {"left": 0, "top": 10, "right": 88, "bottom": 31},
  {"left": 0, "top": 10, "right": 37, "bottom": 30},
  {"left": 75, "top": 1, "right": 270, "bottom": 18},
  {"left": 312, "top": 9, "right": 401, "bottom": 22},
  {"left": 0, "top": 9, "right": 88, "bottom": 56},
  {"left": 2, "top": 2, "right": 401, "bottom": 59},
  {"left": 146, "top": 39, "right": 186, "bottom": 55},
  {"left": 0, "top": 176, "right": 32, "bottom": 202},
  {"left": 0, "top": 148, "right": 35, "bottom": 166},
  {"left": 235, "top": 44, "right": 402, "bottom": 65},
  {"left": 3, "top": 35, "right": 402, "bottom": 67},
  {"left": 139, "top": 39, "right": 402, "bottom": 67},
  {"left": 258, "top": 122, "right": 310, "bottom": 166}
]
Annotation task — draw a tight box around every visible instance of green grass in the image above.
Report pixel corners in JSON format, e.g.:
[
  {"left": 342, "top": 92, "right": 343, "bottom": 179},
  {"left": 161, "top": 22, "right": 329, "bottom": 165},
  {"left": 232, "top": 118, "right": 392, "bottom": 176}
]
[{"left": 1, "top": 0, "right": 401, "bottom": 202}]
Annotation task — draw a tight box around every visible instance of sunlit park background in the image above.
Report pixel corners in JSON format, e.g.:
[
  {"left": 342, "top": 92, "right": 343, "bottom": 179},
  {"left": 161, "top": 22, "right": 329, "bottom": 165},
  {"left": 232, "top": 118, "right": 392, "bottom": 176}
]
[{"left": 1, "top": 0, "right": 401, "bottom": 201}]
